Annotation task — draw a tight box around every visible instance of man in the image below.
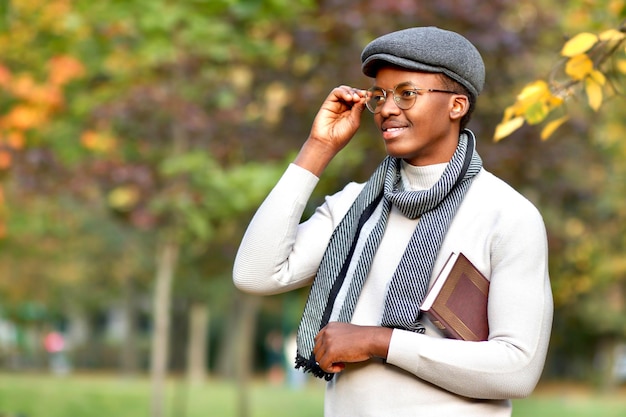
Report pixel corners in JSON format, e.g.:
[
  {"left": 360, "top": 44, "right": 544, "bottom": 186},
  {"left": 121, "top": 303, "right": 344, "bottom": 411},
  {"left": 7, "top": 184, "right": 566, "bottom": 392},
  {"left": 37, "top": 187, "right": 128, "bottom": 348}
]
[{"left": 233, "top": 26, "right": 553, "bottom": 416}]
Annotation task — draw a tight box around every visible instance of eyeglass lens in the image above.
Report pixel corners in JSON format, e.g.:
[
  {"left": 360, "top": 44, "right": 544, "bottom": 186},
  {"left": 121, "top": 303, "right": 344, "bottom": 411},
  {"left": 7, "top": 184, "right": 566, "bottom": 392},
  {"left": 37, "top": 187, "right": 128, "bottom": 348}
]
[{"left": 366, "top": 82, "right": 420, "bottom": 113}]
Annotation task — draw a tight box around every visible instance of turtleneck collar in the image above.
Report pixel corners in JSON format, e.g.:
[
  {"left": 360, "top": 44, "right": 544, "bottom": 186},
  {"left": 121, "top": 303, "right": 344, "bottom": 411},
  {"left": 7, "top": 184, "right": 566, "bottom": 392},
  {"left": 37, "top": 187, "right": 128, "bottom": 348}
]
[{"left": 400, "top": 159, "right": 448, "bottom": 191}]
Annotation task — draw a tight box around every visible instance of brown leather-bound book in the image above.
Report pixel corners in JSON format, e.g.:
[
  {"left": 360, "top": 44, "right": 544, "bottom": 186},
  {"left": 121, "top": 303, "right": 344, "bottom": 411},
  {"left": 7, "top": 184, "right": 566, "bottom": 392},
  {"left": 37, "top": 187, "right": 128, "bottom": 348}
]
[{"left": 420, "top": 253, "right": 489, "bottom": 341}]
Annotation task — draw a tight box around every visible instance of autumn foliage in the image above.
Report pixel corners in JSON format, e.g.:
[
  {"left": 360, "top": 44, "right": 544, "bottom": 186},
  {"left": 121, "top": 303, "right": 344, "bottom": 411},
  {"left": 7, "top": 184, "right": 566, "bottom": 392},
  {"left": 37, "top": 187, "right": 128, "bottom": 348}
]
[
  {"left": 0, "top": 56, "right": 84, "bottom": 237},
  {"left": 494, "top": 22, "right": 626, "bottom": 141}
]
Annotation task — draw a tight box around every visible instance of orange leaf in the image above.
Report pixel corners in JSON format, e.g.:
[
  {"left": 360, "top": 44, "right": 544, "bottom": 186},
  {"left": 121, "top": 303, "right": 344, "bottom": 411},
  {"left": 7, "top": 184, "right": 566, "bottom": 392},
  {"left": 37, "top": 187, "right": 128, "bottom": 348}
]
[
  {"left": 6, "top": 131, "right": 26, "bottom": 150},
  {"left": 0, "top": 150, "right": 12, "bottom": 170},
  {"left": 80, "top": 131, "right": 99, "bottom": 149},
  {"left": 32, "top": 85, "right": 64, "bottom": 108},
  {"left": 0, "top": 65, "right": 11, "bottom": 88},
  {"left": 10, "top": 74, "right": 37, "bottom": 99},
  {"left": 2, "top": 105, "right": 47, "bottom": 130},
  {"left": 48, "top": 55, "right": 85, "bottom": 86}
]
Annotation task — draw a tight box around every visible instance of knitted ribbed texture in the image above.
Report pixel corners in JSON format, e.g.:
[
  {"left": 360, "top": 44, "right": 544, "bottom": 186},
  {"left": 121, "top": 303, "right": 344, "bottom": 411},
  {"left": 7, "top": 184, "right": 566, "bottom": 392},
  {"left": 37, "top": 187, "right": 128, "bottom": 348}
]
[{"left": 295, "top": 130, "right": 483, "bottom": 380}]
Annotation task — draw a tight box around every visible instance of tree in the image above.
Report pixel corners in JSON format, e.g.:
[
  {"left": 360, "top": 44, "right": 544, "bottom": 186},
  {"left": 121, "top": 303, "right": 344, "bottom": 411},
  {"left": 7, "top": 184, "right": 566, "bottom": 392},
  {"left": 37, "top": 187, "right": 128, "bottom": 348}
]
[
  {"left": 5, "top": 1, "right": 316, "bottom": 416},
  {"left": 494, "top": 19, "right": 625, "bottom": 141},
  {"left": 493, "top": 1, "right": 626, "bottom": 388},
  {"left": 3, "top": 0, "right": 625, "bottom": 401}
]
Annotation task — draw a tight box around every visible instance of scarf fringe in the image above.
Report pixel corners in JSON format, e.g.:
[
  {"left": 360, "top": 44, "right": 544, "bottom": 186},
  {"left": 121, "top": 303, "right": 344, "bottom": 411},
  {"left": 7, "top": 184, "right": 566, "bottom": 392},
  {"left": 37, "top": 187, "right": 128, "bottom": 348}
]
[{"left": 295, "top": 353, "right": 334, "bottom": 381}]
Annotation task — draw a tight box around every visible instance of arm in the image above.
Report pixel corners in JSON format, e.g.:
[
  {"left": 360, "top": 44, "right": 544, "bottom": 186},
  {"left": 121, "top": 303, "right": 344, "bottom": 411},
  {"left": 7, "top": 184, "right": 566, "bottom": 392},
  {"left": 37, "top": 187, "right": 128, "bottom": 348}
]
[
  {"left": 294, "top": 86, "right": 368, "bottom": 176},
  {"left": 233, "top": 86, "right": 368, "bottom": 294},
  {"left": 232, "top": 164, "right": 323, "bottom": 294},
  {"left": 387, "top": 204, "right": 553, "bottom": 399}
]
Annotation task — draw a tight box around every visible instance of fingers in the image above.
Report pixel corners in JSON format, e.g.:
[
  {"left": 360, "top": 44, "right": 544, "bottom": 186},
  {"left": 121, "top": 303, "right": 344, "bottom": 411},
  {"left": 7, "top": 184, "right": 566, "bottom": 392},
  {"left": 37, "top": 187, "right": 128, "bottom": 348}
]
[
  {"left": 314, "top": 344, "right": 345, "bottom": 374},
  {"left": 312, "top": 323, "right": 393, "bottom": 374},
  {"left": 313, "top": 322, "right": 357, "bottom": 374},
  {"left": 307, "top": 85, "right": 368, "bottom": 154},
  {"left": 313, "top": 326, "right": 335, "bottom": 373},
  {"left": 332, "top": 85, "right": 368, "bottom": 107}
]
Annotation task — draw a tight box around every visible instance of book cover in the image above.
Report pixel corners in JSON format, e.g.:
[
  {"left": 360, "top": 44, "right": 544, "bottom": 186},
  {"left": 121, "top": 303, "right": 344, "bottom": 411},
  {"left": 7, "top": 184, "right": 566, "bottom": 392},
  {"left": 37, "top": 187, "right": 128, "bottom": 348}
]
[{"left": 420, "top": 252, "right": 489, "bottom": 341}]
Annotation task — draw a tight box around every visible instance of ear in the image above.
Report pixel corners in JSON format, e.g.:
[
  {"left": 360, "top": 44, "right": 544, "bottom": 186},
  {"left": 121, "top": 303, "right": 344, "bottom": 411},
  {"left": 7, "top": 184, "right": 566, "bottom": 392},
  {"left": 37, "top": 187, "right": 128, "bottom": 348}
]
[{"left": 449, "top": 95, "right": 469, "bottom": 122}]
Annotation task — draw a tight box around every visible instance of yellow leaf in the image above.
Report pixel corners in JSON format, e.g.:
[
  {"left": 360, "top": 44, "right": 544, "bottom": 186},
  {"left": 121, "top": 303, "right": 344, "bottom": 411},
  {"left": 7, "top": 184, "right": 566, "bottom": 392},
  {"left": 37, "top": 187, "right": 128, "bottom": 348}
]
[
  {"left": 502, "top": 105, "right": 518, "bottom": 121},
  {"left": 509, "top": 81, "right": 562, "bottom": 126},
  {"left": 565, "top": 54, "right": 594, "bottom": 80},
  {"left": 616, "top": 59, "right": 626, "bottom": 75},
  {"left": 517, "top": 80, "right": 550, "bottom": 102},
  {"left": 493, "top": 116, "right": 524, "bottom": 142},
  {"left": 547, "top": 95, "right": 564, "bottom": 108},
  {"left": 599, "top": 29, "right": 625, "bottom": 42},
  {"left": 585, "top": 78, "right": 603, "bottom": 111},
  {"left": 525, "top": 101, "right": 551, "bottom": 125},
  {"left": 540, "top": 116, "right": 569, "bottom": 141},
  {"left": 589, "top": 69, "right": 606, "bottom": 86},
  {"left": 561, "top": 32, "right": 598, "bottom": 57},
  {"left": 511, "top": 81, "right": 553, "bottom": 120},
  {"left": 80, "top": 130, "right": 117, "bottom": 153},
  {"left": 108, "top": 186, "right": 140, "bottom": 212}
]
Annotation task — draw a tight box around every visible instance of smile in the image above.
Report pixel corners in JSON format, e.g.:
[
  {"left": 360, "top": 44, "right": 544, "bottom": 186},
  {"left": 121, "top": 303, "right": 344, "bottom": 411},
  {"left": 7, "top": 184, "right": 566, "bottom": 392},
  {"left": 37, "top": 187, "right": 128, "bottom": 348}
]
[{"left": 382, "top": 126, "right": 407, "bottom": 140}]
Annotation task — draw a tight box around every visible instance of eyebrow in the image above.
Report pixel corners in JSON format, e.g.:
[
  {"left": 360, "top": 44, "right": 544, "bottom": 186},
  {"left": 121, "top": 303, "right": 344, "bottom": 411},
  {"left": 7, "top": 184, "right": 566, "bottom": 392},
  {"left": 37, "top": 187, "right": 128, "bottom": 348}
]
[{"left": 371, "top": 81, "right": 415, "bottom": 88}]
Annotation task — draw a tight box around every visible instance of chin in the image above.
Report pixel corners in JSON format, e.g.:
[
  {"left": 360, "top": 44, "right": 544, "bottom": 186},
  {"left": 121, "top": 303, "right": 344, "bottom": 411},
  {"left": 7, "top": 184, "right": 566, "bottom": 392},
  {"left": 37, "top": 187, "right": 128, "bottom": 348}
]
[{"left": 384, "top": 146, "right": 413, "bottom": 161}]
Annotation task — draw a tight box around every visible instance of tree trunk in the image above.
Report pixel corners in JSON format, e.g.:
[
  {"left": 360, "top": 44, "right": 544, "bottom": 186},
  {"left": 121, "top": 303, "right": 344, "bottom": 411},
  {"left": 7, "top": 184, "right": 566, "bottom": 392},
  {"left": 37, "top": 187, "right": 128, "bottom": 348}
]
[
  {"left": 121, "top": 274, "right": 139, "bottom": 375},
  {"left": 150, "top": 239, "right": 179, "bottom": 417},
  {"left": 595, "top": 335, "right": 620, "bottom": 391},
  {"left": 234, "top": 293, "right": 261, "bottom": 417},
  {"left": 186, "top": 301, "right": 209, "bottom": 385}
]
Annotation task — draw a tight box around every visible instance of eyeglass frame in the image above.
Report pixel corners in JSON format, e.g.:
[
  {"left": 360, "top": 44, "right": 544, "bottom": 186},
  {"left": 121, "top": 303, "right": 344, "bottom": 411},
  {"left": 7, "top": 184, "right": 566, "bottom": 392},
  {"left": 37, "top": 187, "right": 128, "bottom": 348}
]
[{"left": 365, "top": 81, "right": 459, "bottom": 114}]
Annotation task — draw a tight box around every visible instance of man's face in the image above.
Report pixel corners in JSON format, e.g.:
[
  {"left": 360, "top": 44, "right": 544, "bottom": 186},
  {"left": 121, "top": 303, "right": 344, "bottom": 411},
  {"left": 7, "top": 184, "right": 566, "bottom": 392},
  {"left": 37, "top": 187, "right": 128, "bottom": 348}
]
[{"left": 372, "top": 67, "right": 466, "bottom": 166}]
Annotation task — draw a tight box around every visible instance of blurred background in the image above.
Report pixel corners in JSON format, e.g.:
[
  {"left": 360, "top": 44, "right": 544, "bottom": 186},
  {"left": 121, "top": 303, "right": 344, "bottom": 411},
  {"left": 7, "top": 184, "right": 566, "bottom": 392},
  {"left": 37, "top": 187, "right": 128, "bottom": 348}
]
[{"left": 0, "top": 0, "right": 625, "bottom": 416}]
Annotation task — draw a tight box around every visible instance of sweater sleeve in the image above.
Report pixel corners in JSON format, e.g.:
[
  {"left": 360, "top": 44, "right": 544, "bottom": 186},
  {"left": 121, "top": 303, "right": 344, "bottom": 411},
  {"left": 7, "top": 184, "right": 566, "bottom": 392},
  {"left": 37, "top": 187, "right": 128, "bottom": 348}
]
[
  {"left": 386, "top": 185, "right": 553, "bottom": 400},
  {"left": 233, "top": 163, "right": 361, "bottom": 295}
]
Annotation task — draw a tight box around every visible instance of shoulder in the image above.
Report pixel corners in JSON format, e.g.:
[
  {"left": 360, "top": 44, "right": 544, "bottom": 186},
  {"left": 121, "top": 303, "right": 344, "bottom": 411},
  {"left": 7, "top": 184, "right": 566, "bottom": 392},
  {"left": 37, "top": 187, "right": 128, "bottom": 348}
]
[
  {"left": 443, "top": 169, "right": 548, "bottom": 279},
  {"left": 467, "top": 169, "right": 543, "bottom": 219},
  {"left": 457, "top": 169, "right": 547, "bottom": 248}
]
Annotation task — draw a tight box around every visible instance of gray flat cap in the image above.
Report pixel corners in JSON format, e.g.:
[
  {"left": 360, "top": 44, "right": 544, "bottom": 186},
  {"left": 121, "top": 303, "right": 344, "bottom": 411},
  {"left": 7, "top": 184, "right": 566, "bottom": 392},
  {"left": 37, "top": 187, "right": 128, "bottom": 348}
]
[{"left": 361, "top": 27, "right": 485, "bottom": 98}]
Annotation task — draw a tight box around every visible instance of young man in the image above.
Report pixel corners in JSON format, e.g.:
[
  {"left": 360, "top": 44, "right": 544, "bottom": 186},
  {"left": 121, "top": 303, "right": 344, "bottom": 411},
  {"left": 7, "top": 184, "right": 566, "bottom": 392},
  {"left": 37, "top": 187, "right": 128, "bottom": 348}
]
[{"left": 233, "top": 27, "right": 553, "bottom": 416}]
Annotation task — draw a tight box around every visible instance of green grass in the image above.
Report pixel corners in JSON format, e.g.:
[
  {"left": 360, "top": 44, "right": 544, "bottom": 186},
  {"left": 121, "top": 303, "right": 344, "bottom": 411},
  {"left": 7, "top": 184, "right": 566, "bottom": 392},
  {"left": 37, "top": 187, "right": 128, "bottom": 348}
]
[
  {"left": 512, "top": 383, "right": 626, "bottom": 417},
  {"left": 0, "top": 372, "right": 325, "bottom": 417},
  {"left": 0, "top": 373, "right": 624, "bottom": 417}
]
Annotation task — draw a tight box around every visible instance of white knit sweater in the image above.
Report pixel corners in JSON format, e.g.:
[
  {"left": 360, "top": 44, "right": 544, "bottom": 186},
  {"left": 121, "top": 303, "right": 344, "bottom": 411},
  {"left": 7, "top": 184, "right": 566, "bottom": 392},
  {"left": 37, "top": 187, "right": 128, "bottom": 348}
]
[{"left": 233, "top": 161, "right": 553, "bottom": 417}]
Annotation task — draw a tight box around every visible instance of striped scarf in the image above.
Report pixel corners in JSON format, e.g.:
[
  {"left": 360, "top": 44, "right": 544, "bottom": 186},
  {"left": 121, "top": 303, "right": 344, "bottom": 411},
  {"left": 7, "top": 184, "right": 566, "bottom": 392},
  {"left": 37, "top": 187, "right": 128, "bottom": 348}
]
[{"left": 295, "top": 130, "right": 483, "bottom": 380}]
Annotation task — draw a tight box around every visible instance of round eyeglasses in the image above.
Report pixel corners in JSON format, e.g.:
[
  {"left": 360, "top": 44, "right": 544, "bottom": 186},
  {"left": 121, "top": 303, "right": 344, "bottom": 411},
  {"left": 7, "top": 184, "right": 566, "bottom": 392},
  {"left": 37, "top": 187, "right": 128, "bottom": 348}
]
[{"left": 365, "top": 82, "right": 458, "bottom": 113}]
